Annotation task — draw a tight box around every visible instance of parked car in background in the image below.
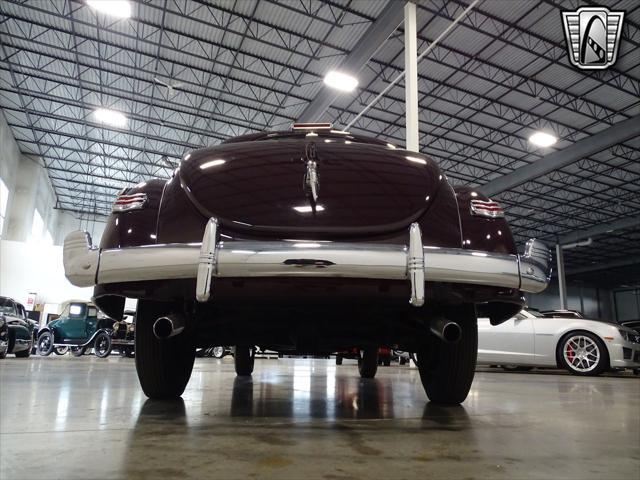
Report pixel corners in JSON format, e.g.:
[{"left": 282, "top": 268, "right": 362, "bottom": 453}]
[
  {"left": 112, "top": 310, "right": 136, "bottom": 357},
  {"left": 392, "top": 349, "right": 411, "bottom": 365},
  {"left": 0, "top": 314, "right": 9, "bottom": 358},
  {"left": 196, "top": 346, "right": 232, "bottom": 358},
  {"left": 63, "top": 124, "right": 551, "bottom": 404},
  {"left": 477, "top": 308, "right": 640, "bottom": 375},
  {"left": 0, "top": 296, "right": 34, "bottom": 358},
  {"left": 620, "top": 320, "right": 640, "bottom": 334},
  {"left": 541, "top": 309, "right": 584, "bottom": 319},
  {"left": 36, "top": 301, "right": 117, "bottom": 358}
]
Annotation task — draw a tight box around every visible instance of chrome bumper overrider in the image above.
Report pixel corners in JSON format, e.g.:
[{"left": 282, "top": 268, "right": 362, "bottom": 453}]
[{"left": 63, "top": 219, "right": 552, "bottom": 306}]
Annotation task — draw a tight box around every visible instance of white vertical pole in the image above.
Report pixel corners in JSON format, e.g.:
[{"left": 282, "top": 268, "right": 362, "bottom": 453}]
[
  {"left": 556, "top": 244, "right": 567, "bottom": 309},
  {"left": 404, "top": 2, "right": 419, "bottom": 152}
]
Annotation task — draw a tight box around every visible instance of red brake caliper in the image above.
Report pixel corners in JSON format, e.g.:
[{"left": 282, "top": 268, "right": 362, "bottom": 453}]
[{"left": 566, "top": 343, "right": 574, "bottom": 363}]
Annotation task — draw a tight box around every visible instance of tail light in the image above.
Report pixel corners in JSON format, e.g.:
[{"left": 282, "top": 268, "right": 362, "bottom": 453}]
[
  {"left": 112, "top": 193, "right": 147, "bottom": 212},
  {"left": 470, "top": 199, "right": 504, "bottom": 218}
]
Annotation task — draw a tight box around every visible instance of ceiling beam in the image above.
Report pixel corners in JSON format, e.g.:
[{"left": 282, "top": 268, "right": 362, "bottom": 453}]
[
  {"left": 297, "top": 0, "right": 406, "bottom": 123},
  {"left": 558, "top": 215, "right": 640, "bottom": 245},
  {"left": 479, "top": 114, "right": 640, "bottom": 197}
]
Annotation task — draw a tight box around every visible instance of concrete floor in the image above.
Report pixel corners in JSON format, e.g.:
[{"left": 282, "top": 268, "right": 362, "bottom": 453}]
[{"left": 1, "top": 356, "right": 638, "bottom": 480}]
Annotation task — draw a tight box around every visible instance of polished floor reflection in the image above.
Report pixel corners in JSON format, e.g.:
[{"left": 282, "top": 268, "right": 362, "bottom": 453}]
[{"left": 1, "top": 356, "right": 638, "bottom": 479}]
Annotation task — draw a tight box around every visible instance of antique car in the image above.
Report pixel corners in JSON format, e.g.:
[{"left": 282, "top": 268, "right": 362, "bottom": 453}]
[
  {"left": 62, "top": 123, "right": 551, "bottom": 404},
  {"left": 112, "top": 310, "right": 136, "bottom": 357},
  {"left": 477, "top": 308, "right": 640, "bottom": 375},
  {"left": 36, "top": 300, "right": 117, "bottom": 358},
  {"left": 0, "top": 296, "right": 35, "bottom": 358}
]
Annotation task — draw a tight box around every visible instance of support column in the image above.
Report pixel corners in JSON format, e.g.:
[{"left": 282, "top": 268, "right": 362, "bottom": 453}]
[
  {"left": 555, "top": 244, "right": 567, "bottom": 309},
  {"left": 404, "top": 2, "right": 419, "bottom": 152}
]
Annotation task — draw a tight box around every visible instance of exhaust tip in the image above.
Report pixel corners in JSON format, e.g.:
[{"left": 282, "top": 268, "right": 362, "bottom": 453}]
[
  {"left": 442, "top": 322, "right": 462, "bottom": 343},
  {"left": 153, "top": 317, "right": 174, "bottom": 339}
]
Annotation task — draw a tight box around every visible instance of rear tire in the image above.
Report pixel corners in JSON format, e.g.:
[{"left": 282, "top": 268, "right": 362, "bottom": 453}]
[
  {"left": 234, "top": 345, "right": 255, "bottom": 376},
  {"left": 54, "top": 346, "right": 69, "bottom": 355},
  {"left": 358, "top": 347, "right": 378, "bottom": 378},
  {"left": 135, "top": 300, "right": 196, "bottom": 399},
  {"left": 335, "top": 354, "right": 343, "bottom": 365},
  {"left": 417, "top": 304, "right": 478, "bottom": 405}
]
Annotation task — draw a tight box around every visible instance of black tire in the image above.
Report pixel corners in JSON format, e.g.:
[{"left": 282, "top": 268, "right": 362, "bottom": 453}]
[
  {"left": 37, "top": 332, "right": 55, "bottom": 356},
  {"left": 135, "top": 300, "right": 196, "bottom": 399},
  {"left": 93, "top": 332, "right": 112, "bottom": 358},
  {"left": 557, "top": 331, "right": 609, "bottom": 376},
  {"left": 501, "top": 365, "right": 533, "bottom": 372},
  {"left": 417, "top": 304, "right": 478, "bottom": 405},
  {"left": 234, "top": 345, "right": 255, "bottom": 376},
  {"left": 15, "top": 345, "right": 31, "bottom": 358},
  {"left": 383, "top": 358, "right": 391, "bottom": 367},
  {"left": 54, "top": 346, "right": 69, "bottom": 355},
  {"left": 335, "top": 354, "right": 343, "bottom": 365},
  {"left": 0, "top": 346, "right": 7, "bottom": 359},
  {"left": 70, "top": 346, "right": 86, "bottom": 357},
  {"left": 399, "top": 357, "right": 407, "bottom": 366},
  {"left": 358, "top": 347, "right": 378, "bottom": 379}
]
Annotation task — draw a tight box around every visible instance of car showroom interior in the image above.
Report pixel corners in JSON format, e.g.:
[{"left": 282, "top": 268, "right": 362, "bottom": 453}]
[{"left": 0, "top": 0, "right": 638, "bottom": 478}]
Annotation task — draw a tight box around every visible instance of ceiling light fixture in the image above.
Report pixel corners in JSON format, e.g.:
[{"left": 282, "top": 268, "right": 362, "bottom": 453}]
[
  {"left": 94, "top": 108, "right": 127, "bottom": 127},
  {"left": 200, "top": 159, "right": 226, "bottom": 169},
  {"left": 323, "top": 71, "right": 358, "bottom": 92},
  {"left": 87, "top": 0, "right": 132, "bottom": 18},
  {"left": 529, "top": 131, "right": 557, "bottom": 147}
]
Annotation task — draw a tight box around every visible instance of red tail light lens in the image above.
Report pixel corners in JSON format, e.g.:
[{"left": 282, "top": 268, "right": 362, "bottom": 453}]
[
  {"left": 112, "top": 193, "right": 147, "bottom": 212},
  {"left": 470, "top": 199, "right": 504, "bottom": 218}
]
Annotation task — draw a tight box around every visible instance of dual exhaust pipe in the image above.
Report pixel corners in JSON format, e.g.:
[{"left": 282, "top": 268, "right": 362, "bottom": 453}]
[
  {"left": 430, "top": 316, "right": 462, "bottom": 344},
  {"left": 152, "top": 314, "right": 461, "bottom": 344},
  {"left": 153, "top": 314, "right": 185, "bottom": 339}
]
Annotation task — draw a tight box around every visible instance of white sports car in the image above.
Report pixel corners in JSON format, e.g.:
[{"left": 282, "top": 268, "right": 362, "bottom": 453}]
[{"left": 477, "top": 308, "right": 640, "bottom": 375}]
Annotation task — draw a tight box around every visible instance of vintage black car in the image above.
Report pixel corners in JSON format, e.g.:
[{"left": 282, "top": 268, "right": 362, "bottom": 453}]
[
  {"left": 63, "top": 124, "right": 552, "bottom": 404},
  {"left": 0, "top": 296, "right": 35, "bottom": 358},
  {"left": 36, "top": 300, "right": 126, "bottom": 358}
]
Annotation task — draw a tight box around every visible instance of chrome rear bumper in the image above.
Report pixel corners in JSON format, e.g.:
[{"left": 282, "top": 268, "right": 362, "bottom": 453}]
[{"left": 63, "top": 219, "right": 552, "bottom": 306}]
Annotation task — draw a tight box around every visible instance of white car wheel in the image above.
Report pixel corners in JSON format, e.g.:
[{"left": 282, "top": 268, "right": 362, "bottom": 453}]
[{"left": 559, "top": 333, "right": 608, "bottom": 376}]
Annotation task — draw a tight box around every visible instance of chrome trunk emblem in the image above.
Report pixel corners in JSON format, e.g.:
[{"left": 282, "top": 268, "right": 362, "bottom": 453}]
[{"left": 305, "top": 159, "right": 319, "bottom": 202}]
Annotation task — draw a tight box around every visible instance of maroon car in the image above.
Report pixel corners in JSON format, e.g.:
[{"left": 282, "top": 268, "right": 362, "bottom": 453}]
[{"left": 63, "top": 124, "right": 551, "bottom": 404}]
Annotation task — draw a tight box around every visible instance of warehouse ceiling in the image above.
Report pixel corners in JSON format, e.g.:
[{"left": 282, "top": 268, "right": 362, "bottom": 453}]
[{"left": 0, "top": 0, "right": 639, "bottom": 273}]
